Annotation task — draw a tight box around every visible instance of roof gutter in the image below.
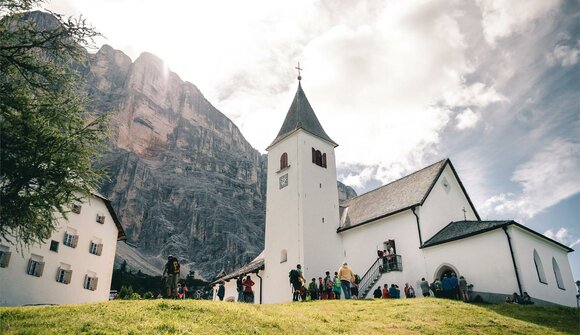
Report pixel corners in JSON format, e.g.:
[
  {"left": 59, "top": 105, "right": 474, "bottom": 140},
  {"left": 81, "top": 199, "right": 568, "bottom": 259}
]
[
  {"left": 502, "top": 225, "right": 523, "bottom": 296},
  {"left": 255, "top": 271, "right": 263, "bottom": 304},
  {"left": 411, "top": 206, "right": 423, "bottom": 247}
]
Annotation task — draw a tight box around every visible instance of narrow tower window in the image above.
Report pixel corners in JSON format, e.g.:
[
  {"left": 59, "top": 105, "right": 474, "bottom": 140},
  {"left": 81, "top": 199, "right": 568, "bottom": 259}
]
[
  {"left": 280, "top": 249, "right": 287, "bottom": 263},
  {"left": 280, "top": 152, "right": 288, "bottom": 170},
  {"left": 311, "top": 148, "right": 326, "bottom": 168}
]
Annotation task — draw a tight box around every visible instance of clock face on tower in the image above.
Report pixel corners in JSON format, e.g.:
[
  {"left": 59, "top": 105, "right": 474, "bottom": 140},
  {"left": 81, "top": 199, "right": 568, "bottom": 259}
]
[{"left": 279, "top": 173, "right": 288, "bottom": 189}]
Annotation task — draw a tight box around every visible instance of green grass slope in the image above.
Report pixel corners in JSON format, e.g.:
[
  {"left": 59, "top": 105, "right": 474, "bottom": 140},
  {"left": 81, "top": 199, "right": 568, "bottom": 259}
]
[{"left": 0, "top": 298, "right": 577, "bottom": 335}]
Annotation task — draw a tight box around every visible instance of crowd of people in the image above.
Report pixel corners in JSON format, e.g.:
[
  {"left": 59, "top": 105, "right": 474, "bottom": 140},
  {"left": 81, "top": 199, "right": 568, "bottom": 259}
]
[
  {"left": 505, "top": 292, "right": 534, "bottom": 304},
  {"left": 289, "top": 263, "right": 361, "bottom": 301},
  {"left": 216, "top": 274, "right": 256, "bottom": 303}
]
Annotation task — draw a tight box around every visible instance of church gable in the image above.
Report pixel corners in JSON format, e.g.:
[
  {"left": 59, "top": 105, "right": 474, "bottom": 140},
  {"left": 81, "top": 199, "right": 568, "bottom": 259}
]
[{"left": 337, "top": 159, "right": 447, "bottom": 232}]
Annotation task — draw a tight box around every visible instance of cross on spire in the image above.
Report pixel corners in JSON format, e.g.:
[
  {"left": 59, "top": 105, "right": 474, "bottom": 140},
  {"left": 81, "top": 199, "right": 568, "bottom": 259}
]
[{"left": 295, "top": 62, "right": 303, "bottom": 81}]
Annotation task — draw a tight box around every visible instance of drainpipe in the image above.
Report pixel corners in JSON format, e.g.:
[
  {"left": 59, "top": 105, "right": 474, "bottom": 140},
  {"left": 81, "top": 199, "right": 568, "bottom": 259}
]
[
  {"left": 502, "top": 225, "right": 523, "bottom": 296},
  {"left": 255, "top": 271, "right": 263, "bottom": 304},
  {"left": 411, "top": 206, "right": 423, "bottom": 247}
]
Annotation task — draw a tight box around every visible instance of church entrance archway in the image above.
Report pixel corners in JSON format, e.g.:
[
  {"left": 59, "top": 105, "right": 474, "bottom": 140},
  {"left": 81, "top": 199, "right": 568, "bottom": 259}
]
[{"left": 434, "top": 263, "right": 459, "bottom": 281}]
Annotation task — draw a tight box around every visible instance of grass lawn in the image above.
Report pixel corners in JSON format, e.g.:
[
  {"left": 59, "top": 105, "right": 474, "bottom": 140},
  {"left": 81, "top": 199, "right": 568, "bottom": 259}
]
[{"left": 0, "top": 298, "right": 578, "bottom": 335}]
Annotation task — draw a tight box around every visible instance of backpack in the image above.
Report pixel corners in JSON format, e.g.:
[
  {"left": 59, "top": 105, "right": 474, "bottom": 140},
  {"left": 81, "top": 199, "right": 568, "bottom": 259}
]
[
  {"left": 236, "top": 276, "right": 243, "bottom": 289},
  {"left": 354, "top": 274, "right": 361, "bottom": 284},
  {"left": 171, "top": 259, "right": 180, "bottom": 273},
  {"left": 325, "top": 276, "right": 333, "bottom": 289},
  {"left": 289, "top": 269, "right": 299, "bottom": 285}
]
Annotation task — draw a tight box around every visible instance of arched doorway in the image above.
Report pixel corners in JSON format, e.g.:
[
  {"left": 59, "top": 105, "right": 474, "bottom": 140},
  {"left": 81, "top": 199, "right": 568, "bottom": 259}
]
[{"left": 434, "top": 263, "right": 459, "bottom": 281}]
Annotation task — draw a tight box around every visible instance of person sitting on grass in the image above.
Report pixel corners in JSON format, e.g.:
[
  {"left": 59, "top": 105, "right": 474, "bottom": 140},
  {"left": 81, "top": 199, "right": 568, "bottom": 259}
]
[
  {"left": 389, "top": 284, "right": 400, "bottom": 299},
  {"left": 373, "top": 286, "right": 382, "bottom": 299},
  {"left": 521, "top": 292, "right": 534, "bottom": 305},
  {"left": 382, "top": 284, "right": 390, "bottom": 299},
  {"left": 512, "top": 292, "right": 522, "bottom": 304}
]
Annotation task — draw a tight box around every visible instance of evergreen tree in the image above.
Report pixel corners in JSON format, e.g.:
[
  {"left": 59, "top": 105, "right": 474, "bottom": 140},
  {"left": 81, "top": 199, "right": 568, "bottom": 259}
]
[{"left": 0, "top": 0, "right": 107, "bottom": 247}]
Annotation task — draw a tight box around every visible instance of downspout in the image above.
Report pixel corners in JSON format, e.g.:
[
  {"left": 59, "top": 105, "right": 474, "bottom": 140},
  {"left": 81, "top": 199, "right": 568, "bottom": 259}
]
[
  {"left": 255, "top": 271, "right": 263, "bottom": 304},
  {"left": 411, "top": 206, "right": 423, "bottom": 247},
  {"left": 502, "top": 225, "right": 523, "bottom": 296}
]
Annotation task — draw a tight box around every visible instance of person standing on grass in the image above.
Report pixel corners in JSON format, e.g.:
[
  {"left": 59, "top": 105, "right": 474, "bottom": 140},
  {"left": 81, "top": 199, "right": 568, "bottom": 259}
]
[
  {"left": 338, "top": 262, "right": 355, "bottom": 299},
  {"left": 459, "top": 276, "right": 468, "bottom": 302},
  {"left": 318, "top": 277, "right": 325, "bottom": 300},
  {"left": 433, "top": 278, "right": 443, "bottom": 298},
  {"left": 420, "top": 278, "right": 430, "bottom": 297},
  {"left": 162, "top": 255, "right": 180, "bottom": 298},
  {"left": 217, "top": 281, "right": 225, "bottom": 301},
  {"left": 308, "top": 278, "right": 319, "bottom": 300},
  {"left": 333, "top": 272, "right": 342, "bottom": 299},
  {"left": 236, "top": 275, "right": 244, "bottom": 302},
  {"left": 243, "top": 275, "right": 255, "bottom": 303},
  {"left": 324, "top": 271, "right": 333, "bottom": 299}
]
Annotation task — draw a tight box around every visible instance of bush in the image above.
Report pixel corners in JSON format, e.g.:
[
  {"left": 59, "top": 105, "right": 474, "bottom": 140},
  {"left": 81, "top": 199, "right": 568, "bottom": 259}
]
[
  {"left": 143, "top": 291, "right": 154, "bottom": 299},
  {"left": 119, "top": 286, "right": 134, "bottom": 299},
  {"left": 129, "top": 293, "right": 141, "bottom": 300}
]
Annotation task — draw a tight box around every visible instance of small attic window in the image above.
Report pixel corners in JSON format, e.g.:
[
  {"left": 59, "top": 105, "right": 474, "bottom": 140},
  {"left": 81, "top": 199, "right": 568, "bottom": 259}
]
[
  {"left": 441, "top": 177, "right": 451, "bottom": 193},
  {"left": 72, "top": 204, "right": 82, "bottom": 214}
]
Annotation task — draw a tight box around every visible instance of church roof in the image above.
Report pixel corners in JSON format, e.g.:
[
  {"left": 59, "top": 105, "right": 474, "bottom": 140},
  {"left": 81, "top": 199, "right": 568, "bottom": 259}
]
[
  {"left": 268, "top": 82, "right": 337, "bottom": 149},
  {"left": 338, "top": 159, "right": 479, "bottom": 232},
  {"left": 422, "top": 220, "right": 574, "bottom": 252},
  {"left": 211, "top": 251, "right": 265, "bottom": 284}
]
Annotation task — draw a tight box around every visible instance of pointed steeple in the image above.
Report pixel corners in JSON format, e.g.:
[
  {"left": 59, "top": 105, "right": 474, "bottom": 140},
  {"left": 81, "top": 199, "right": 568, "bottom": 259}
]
[{"left": 268, "top": 82, "right": 338, "bottom": 149}]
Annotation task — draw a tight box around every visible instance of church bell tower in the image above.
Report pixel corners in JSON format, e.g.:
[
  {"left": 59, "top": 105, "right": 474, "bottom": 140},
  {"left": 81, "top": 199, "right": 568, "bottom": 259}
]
[{"left": 262, "top": 70, "right": 343, "bottom": 303}]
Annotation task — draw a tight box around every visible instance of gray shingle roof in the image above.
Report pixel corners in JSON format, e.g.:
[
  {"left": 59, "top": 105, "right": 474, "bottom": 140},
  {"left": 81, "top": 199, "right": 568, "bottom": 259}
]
[
  {"left": 338, "top": 159, "right": 448, "bottom": 232},
  {"left": 422, "top": 220, "right": 512, "bottom": 248},
  {"left": 212, "top": 252, "right": 265, "bottom": 284},
  {"left": 268, "top": 82, "right": 337, "bottom": 149},
  {"left": 422, "top": 220, "right": 574, "bottom": 252}
]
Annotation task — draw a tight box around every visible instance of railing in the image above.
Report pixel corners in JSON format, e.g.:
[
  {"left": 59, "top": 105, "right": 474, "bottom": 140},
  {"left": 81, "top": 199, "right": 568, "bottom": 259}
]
[
  {"left": 357, "top": 255, "right": 404, "bottom": 299},
  {"left": 357, "top": 258, "right": 382, "bottom": 299},
  {"left": 380, "top": 254, "right": 403, "bottom": 273}
]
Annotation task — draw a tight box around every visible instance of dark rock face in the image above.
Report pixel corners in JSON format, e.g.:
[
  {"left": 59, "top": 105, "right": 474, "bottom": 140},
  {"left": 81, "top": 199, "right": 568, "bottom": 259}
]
[{"left": 83, "top": 46, "right": 267, "bottom": 278}]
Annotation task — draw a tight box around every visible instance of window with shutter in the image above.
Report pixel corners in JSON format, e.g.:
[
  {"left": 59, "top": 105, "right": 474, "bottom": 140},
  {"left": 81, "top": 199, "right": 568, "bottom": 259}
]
[
  {"left": 64, "top": 270, "right": 72, "bottom": 284},
  {"left": 96, "top": 214, "right": 105, "bottom": 224},
  {"left": 0, "top": 250, "right": 11, "bottom": 268},
  {"left": 27, "top": 258, "right": 44, "bottom": 277},
  {"left": 96, "top": 244, "right": 103, "bottom": 256},
  {"left": 72, "top": 204, "right": 82, "bottom": 214},
  {"left": 72, "top": 235, "right": 79, "bottom": 248},
  {"left": 34, "top": 262, "right": 44, "bottom": 277},
  {"left": 91, "top": 277, "right": 99, "bottom": 291}
]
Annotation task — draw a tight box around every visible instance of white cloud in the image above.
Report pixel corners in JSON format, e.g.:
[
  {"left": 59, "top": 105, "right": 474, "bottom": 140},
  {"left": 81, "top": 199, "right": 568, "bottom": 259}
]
[
  {"left": 456, "top": 108, "right": 481, "bottom": 130},
  {"left": 480, "top": 138, "right": 580, "bottom": 219},
  {"left": 476, "top": 0, "right": 561, "bottom": 46},
  {"left": 544, "top": 228, "right": 580, "bottom": 248},
  {"left": 443, "top": 82, "right": 507, "bottom": 108},
  {"left": 546, "top": 44, "right": 580, "bottom": 66}
]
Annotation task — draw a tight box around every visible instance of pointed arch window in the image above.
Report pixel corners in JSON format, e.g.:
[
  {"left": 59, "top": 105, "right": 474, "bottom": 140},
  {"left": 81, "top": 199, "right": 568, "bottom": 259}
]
[
  {"left": 280, "top": 152, "right": 289, "bottom": 170},
  {"left": 533, "top": 250, "right": 547, "bottom": 284},
  {"left": 552, "top": 257, "right": 565, "bottom": 289}
]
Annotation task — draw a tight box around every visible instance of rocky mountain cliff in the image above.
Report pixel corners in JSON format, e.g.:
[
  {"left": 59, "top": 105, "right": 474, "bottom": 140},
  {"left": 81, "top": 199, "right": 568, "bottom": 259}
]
[{"left": 81, "top": 45, "right": 268, "bottom": 278}]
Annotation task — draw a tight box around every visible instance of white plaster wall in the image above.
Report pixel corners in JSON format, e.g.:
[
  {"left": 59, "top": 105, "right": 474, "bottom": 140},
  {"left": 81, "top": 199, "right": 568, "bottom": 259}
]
[
  {"left": 299, "top": 132, "right": 343, "bottom": 287},
  {"left": 0, "top": 194, "right": 119, "bottom": 306},
  {"left": 509, "top": 226, "right": 576, "bottom": 307},
  {"left": 340, "top": 211, "right": 427, "bottom": 296},
  {"left": 420, "top": 164, "right": 478, "bottom": 242},
  {"left": 422, "top": 229, "right": 519, "bottom": 296},
  {"left": 263, "top": 134, "right": 303, "bottom": 303}
]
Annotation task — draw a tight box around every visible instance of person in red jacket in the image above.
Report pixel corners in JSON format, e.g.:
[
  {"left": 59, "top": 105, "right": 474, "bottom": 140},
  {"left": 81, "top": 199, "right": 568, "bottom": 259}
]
[{"left": 242, "top": 275, "right": 255, "bottom": 303}]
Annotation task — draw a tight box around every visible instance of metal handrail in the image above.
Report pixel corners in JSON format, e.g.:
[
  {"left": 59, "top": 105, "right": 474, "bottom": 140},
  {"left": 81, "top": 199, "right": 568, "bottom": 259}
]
[{"left": 357, "top": 258, "right": 382, "bottom": 298}]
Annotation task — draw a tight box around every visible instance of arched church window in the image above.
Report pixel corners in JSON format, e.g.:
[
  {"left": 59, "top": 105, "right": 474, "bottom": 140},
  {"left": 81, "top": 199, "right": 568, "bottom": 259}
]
[
  {"left": 533, "top": 250, "right": 547, "bottom": 284},
  {"left": 280, "top": 249, "right": 287, "bottom": 263},
  {"left": 552, "top": 257, "right": 565, "bottom": 289},
  {"left": 316, "top": 150, "right": 322, "bottom": 166},
  {"left": 280, "top": 152, "right": 288, "bottom": 170}
]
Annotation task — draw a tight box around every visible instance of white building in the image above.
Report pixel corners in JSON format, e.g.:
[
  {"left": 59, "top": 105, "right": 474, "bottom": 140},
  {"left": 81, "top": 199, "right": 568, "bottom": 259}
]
[
  {"left": 0, "top": 192, "right": 126, "bottom": 306},
  {"left": 213, "top": 80, "right": 576, "bottom": 307}
]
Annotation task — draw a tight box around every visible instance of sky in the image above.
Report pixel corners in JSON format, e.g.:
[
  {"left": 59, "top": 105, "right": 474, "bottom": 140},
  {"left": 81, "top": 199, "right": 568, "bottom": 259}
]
[{"left": 43, "top": 0, "right": 579, "bottom": 279}]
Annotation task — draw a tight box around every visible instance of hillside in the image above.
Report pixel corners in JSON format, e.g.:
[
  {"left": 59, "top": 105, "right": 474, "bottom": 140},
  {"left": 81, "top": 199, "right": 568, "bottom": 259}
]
[{"left": 0, "top": 299, "right": 576, "bottom": 334}]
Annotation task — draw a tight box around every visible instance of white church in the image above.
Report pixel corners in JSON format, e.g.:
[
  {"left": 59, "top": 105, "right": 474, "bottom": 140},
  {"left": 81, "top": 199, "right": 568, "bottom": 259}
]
[{"left": 213, "top": 79, "right": 576, "bottom": 307}]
